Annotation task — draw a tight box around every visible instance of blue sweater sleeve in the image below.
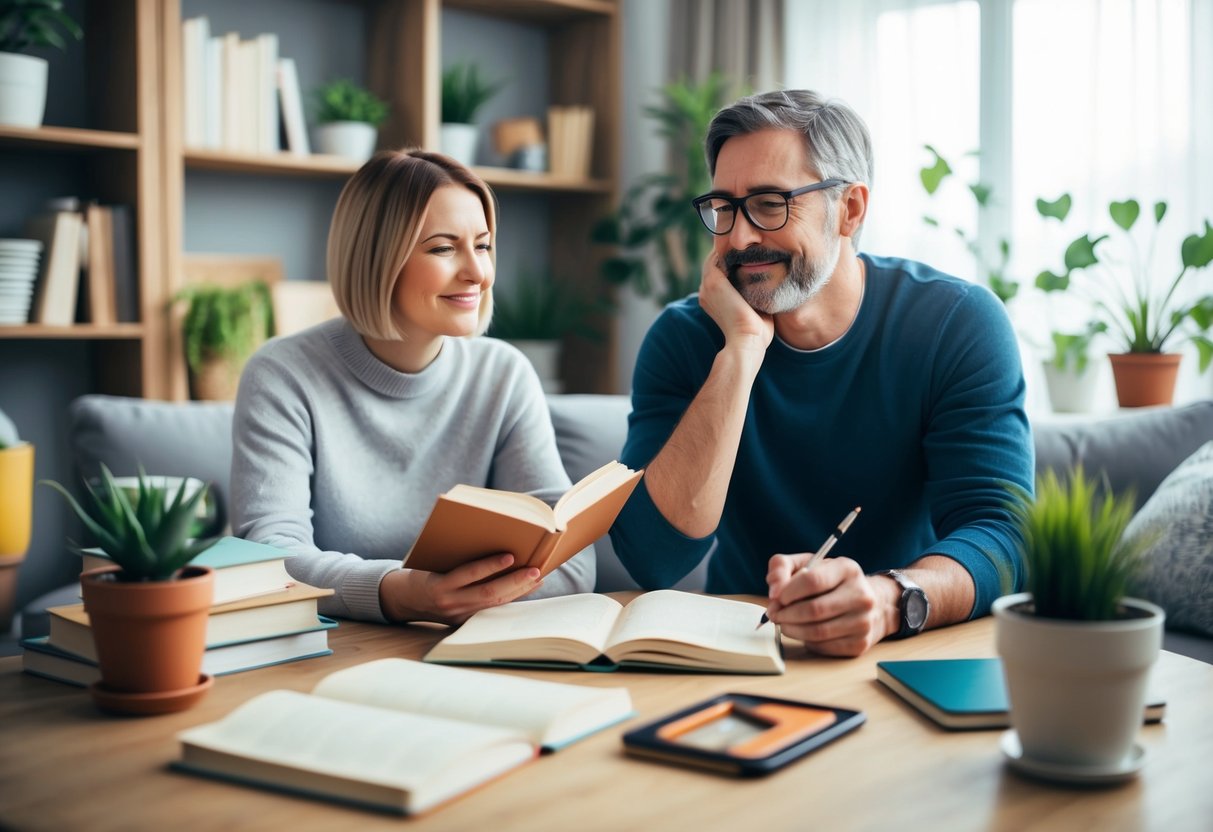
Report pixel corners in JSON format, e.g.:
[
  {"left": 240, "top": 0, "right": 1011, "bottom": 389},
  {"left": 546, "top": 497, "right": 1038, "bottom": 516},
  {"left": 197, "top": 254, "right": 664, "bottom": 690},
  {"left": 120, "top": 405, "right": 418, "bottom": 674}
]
[
  {"left": 917, "top": 284, "right": 1033, "bottom": 617},
  {"left": 609, "top": 301, "right": 717, "bottom": 588}
]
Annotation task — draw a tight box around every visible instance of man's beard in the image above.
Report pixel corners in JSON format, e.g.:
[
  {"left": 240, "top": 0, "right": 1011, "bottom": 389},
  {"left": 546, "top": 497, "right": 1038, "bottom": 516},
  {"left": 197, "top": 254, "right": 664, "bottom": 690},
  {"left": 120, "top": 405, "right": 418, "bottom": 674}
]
[{"left": 725, "top": 233, "right": 841, "bottom": 314}]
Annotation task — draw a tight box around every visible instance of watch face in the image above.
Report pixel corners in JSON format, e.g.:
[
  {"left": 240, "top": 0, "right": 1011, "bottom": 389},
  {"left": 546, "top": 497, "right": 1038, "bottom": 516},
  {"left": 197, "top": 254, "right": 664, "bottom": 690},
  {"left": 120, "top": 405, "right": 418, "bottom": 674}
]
[{"left": 905, "top": 590, "right": 929, "bottom": 631}]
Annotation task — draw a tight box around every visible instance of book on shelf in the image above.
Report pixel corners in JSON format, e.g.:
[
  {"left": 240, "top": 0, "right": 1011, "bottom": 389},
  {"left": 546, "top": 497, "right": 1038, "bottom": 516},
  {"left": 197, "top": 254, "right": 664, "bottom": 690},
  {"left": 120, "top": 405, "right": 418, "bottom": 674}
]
[
  {"left": 82, "top": 536, "right": 296, "bottom": 606},
  {"left": 48, "top": 582, "right": 333, "bottom": 660},
  {"left": 25, "top": 210, "right": 83, "bottom": 326},
  {"left": 277, "top": 56, "right": 309, "bottom": 154},
  {"left": 182, "top": 16, "right": 210, "bottom": 148},
  {"left": 21, "top": 616, "right": 337, "bottom": 687},
  {"left": 403, "top": 460, "right": 641, "bottom": 579},
  {"left": 875, "top": 658, "right": 1167, "bottom": 730},
  {"left": 255, "top": 32, "right": 280, "bottom": 154},
  {"left": 109, "top": 204, "right": 138, "bottom": 322},
  {"left": 425, "top": 590, "right": 785, "bottom": 675},
  {"left": 81, "top": 203, "right": 116, "bottom": 325},
  {"left": 175, "top": 657, "right": 635, "bottom": 815}
]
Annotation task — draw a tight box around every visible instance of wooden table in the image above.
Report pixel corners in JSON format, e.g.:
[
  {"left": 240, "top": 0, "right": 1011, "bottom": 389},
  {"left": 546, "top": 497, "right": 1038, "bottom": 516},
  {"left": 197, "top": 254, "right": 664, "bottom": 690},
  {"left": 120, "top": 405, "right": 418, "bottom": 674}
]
[{"left": 2, "top": 604, "right": 1210, "bottom": 832}]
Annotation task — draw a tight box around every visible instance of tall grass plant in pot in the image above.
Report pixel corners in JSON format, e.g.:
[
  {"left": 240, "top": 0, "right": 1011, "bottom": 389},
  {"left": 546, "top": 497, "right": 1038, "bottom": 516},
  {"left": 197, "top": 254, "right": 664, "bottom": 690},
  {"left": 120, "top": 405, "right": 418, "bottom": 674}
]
[
  {"left": 440, "top": 63, "right": 504, "bottom": 166},
  {"left": 994, "top": 468, "right": 1162, "bottom": 780},
  {"left": 42, "top": 466, "right": 219, "bottom": 714}
]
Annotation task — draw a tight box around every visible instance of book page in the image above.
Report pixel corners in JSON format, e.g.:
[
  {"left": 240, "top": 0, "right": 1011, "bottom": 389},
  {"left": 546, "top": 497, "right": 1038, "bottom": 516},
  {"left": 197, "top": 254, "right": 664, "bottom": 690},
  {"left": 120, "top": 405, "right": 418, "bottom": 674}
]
[
  {"left": 313, "top": 658, "right": 632, "bottom": 748},
  {"left": 552, "top": 461, "right": 638, "bottom": 525},
  {"left": 444, "top": 484, "right": 556, "bottom": 529},
  {"left": 177, "top": 689, "right": 532, "bottom": 812},
  {"left": 425, "top": 593, "right": 623, "bottom": 663},
  {"left": 605, "top": 590, "right": 782, "bottom": 667}
]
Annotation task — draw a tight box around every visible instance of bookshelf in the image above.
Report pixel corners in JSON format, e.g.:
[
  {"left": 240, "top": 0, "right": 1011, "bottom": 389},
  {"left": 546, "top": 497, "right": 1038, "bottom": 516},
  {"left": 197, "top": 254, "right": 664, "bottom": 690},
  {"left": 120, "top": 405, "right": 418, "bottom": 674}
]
[
  {"left": 0, "top": 0, "right": 166, "bottom": 397},
  {"left": 159, "top": 0, "right": 621, "bottom": 397}
]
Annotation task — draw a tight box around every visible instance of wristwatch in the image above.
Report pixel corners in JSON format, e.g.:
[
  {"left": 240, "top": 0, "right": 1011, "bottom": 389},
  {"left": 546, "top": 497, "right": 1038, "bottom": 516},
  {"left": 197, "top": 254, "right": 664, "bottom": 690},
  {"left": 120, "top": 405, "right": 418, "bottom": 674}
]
[{"left": 873, "top": 569, "right": 929, "bottom": 639}]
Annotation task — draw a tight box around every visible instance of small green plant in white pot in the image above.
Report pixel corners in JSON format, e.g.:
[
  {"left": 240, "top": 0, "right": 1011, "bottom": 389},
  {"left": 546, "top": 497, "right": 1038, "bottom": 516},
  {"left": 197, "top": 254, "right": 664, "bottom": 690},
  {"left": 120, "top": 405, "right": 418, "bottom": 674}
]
[
  {"left": 313, "top": 78, "right": 388, "bottom": 163},
  {"left": 0, "top": 0, "right": 82, "bottom": 127},
  {"left": 488, "top": 273, "right": 597, "bottom": 393},
  {"left": 1039, "top": 321, "right": 1106, "bottom": 414},
  {"left": 440, "top": 62, "right": 504, "bottom": 166},
  {"left": 995, "top": 468, "right": 1163, "bottom": 780}
]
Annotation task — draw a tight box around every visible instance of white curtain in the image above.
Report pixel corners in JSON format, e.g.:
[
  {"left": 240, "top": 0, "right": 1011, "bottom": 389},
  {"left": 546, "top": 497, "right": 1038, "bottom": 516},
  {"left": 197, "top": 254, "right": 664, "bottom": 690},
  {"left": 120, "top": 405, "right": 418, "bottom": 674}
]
[{"left": 783, "top": 0, "right": 1213, "bottom": 409}]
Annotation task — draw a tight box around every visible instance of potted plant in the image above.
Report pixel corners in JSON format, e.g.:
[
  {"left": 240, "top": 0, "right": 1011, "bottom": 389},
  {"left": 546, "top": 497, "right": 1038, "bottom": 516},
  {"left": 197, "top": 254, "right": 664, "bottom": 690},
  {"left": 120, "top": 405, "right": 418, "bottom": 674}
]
[
  {"left": 176, "top": 280, "right": 274, "bottom": 401},
  {"left": 488, "top": 273, "right": 598, "bottom": 393},
  {"left": 0, "top": 404, "right": 33, "bottom": 633},
  {"left": 918, "top": 145, "right": 1018, "bottom": 305},
  {"left": 1039, "top": 321, "right": 1107, "bottom": 414},
  {"left": 440, "top": 62, "right": 505, "bottom": 166},
  {"left": 592, "top": 74, "right": 732, "bottom": 306},
  {"left": 0, "top": 0, "right": 81, "bottom": 127},
  {"left": 1035, "top": 195, "right": 1213, "bottom": 407},
  {"left": 41, "top": 466, "right": 219, "bottom": 714},
  {"left": 312, "top": 78, "right": 388, "bottom": 162},
  {"left": 994, "top": 468, "right": 1163, "bottom": 780}
]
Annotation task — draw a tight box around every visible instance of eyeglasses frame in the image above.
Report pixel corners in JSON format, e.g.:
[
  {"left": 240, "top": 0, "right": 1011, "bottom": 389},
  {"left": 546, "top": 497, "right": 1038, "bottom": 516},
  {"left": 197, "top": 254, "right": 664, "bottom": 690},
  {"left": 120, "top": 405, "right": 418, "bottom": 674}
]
[{"left": 691, "top": 179, "right": 852, "bottom": 235}]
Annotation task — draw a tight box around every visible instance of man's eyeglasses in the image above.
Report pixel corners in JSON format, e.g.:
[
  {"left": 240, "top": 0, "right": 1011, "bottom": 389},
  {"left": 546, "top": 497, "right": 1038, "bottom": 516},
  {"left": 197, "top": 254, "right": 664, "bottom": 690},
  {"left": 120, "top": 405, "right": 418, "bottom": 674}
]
[{"left": 691, "top": 179, "right": 850, "bottom": 236}]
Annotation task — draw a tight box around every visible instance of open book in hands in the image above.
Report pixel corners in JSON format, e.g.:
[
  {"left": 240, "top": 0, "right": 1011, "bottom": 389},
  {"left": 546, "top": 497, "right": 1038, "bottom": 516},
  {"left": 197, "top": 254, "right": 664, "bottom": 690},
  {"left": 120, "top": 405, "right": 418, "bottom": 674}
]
[
  {"left": 175, "top": 658, "right": 634, "bottom": 815},
  {"left": 402, "top": 460, "right": 642, "bottom": 577},
  {"left": 424, "top": 590, "right": 786, "bottom": 675}
]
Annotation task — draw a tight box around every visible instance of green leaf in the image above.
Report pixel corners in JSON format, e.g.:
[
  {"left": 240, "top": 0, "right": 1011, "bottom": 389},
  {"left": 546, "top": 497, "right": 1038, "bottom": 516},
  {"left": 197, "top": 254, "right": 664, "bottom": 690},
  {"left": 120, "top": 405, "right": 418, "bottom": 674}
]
[
  {"left": 1194, "top": 336, "right": 1213, "bottom": 373},
  {"left": 989, "top": 275, "right": 1019, "bottom": 304},
  {"left": 1109, "top": 199, "right": 1140, "bottom": 231},
  {"left": 969, "top": 183, "right": 992, "bottom": 206},
  {"left": 1154, "top": 201, "right": 1167, "bottom": 223},
  {"left": 601, "top": 257, "right": 639, "bottom": 285},
  {"left": 1063, "top": 234, "right": 1107, "bottom": 271},
  {"left": 923, "top": 216, "right": 939, "bottom": 227},
  {"left": 1036, "top": 194, "right": 1072, "bottom": 221},
  {"left": 1035, "top": 269, "right": 1070, "bottom": 292},
  {"left": 590, "top": 216, "right": 621, "bottom": 245},
  {"left": 1180, "top": 224, "right": 1213, "bottom": 270},
  {"left": 1188, "top": 295, "right": 1213, "bottom": 330},
  {"left": 919, "top": 145, "right": 952, "bottom": 195}
]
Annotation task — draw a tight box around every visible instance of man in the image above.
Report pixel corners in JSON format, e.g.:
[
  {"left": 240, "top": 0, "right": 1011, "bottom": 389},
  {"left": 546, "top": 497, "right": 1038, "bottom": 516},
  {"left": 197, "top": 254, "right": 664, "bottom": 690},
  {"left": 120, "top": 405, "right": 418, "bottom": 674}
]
[{"left": 609, "top": 90, "right": 1032, "bottom": 657}]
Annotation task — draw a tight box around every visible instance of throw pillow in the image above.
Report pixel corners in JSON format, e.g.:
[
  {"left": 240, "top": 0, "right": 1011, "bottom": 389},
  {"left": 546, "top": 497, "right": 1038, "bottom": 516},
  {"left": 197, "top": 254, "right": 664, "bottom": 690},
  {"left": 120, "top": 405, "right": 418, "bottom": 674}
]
[{"left": 1123, "top": 441, "right": 1213, "bottom": 637}]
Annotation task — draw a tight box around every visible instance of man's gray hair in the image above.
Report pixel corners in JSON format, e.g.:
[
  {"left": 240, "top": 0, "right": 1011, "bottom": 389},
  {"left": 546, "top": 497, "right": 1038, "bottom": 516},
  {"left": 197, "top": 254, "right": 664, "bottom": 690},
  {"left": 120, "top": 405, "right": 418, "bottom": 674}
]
[{"left": 705, "top": 90, "right": 874, "bottom": 247}]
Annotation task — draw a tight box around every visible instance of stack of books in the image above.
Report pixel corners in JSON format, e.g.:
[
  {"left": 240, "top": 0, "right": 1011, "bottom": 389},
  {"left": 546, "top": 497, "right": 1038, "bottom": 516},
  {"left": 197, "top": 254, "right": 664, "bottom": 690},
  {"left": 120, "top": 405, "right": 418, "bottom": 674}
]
[
  {"left": 22, "top": 537, "right": 337, "bottom": 687},
  {"left": 546, "top": 105, "right": 595, "bottom": 179}
]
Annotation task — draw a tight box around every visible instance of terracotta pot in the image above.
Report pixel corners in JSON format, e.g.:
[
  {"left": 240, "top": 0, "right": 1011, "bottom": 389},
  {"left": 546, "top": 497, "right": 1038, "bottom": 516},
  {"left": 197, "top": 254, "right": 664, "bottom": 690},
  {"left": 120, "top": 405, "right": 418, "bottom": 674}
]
[
  {"left": 190, "top": 355, "right": 242, "bottom": 401},
  {"left": 1108, "top": 352, "right": 1181, "bottom": 408},
  {"left": 80, "top": 565, "right": 214, "bottom": 694}
]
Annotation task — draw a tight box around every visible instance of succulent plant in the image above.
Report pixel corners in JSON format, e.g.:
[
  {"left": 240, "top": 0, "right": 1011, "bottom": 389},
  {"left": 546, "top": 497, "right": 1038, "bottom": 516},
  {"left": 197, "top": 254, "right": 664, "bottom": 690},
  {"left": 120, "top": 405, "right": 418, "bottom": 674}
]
[{"left": 41, "top": 464, "right": 218, "bottom": 581}]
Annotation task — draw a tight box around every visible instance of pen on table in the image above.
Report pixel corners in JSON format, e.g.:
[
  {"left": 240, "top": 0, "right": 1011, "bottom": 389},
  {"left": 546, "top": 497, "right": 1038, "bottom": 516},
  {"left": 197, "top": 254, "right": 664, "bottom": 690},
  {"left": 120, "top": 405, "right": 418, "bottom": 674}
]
[{"left": 757, "top": 506, "right": 862, "bottom": 629}]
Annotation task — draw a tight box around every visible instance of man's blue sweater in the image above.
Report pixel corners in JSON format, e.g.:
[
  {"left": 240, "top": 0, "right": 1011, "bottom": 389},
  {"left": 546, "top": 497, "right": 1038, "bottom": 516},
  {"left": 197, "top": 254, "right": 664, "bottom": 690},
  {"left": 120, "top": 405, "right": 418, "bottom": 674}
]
[{"left": 609, "top": 254, "right": 1033, "bottom": 618}]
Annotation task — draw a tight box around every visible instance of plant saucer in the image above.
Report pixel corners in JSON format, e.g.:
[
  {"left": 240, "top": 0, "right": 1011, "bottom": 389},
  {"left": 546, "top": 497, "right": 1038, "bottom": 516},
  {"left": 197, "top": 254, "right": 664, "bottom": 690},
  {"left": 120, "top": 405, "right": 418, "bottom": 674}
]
[
  {"left": 89, "top": 673, "right": 213, "bottom": 716},
  {"left": 1000, "top": 729, "right": 1145, "bottom": 786}
]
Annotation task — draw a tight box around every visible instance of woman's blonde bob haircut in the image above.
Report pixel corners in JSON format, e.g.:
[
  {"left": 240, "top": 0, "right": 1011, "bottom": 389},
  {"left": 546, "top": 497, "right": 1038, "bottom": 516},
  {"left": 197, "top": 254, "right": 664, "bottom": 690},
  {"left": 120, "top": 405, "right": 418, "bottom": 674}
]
[{"left": 327, "top": 148, "right": 496, "bottom": 340}]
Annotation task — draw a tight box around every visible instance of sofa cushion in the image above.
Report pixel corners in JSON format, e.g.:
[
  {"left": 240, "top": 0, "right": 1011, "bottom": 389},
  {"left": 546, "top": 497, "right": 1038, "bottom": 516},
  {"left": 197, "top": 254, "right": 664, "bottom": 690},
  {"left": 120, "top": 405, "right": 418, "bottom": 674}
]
[
  {"left": 1124, "top": 442, "right": 1213, "bottom": 638},
  {"left": 1032, "top": 400, "right": 1213, "bottom": 509}
]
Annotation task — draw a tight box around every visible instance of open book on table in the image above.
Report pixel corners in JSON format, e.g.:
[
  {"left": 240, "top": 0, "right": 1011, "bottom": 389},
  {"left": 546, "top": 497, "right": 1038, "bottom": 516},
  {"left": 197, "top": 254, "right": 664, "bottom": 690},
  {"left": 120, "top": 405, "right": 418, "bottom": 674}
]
[
  {"left": 175, "top": 658, "right": 634, "bottom": 815},
  {"left": 402, "top": 460, "right": 641, "bottom": 578},
  {"left": 424, "top": 590, "right": 785, "bottom": 675}
]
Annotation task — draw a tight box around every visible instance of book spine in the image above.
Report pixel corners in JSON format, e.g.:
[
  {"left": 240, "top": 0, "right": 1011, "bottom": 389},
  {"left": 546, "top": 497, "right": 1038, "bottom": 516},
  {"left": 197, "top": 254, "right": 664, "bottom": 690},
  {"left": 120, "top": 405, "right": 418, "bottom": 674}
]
[{"left": 528, "top": 532, "right": 563, "bottom": 575}]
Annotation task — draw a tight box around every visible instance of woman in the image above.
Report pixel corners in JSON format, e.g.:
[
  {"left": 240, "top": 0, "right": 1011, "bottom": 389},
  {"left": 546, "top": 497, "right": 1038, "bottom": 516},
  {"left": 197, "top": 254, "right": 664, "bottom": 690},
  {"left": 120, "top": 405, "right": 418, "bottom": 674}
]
[{"left": 230, "top": 149, "right": 594, "bottom": 624}]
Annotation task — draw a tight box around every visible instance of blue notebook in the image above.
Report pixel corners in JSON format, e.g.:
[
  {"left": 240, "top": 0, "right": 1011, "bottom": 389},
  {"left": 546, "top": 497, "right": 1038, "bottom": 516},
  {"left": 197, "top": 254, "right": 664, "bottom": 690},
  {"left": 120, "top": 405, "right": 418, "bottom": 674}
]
[{"left": 876, "top": 658, "right": 1165, "bottom": 730}]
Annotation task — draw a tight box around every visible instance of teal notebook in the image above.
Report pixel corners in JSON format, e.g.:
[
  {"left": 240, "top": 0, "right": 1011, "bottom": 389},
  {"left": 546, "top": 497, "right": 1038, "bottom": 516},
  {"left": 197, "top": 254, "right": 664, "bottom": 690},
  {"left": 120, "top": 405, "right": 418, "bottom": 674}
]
[
  {"left": 81, "top": 537, "right": 296, "bottom": 605},
  {"left": 876, "top": 658, "right": 1165, "bottom": 730}
]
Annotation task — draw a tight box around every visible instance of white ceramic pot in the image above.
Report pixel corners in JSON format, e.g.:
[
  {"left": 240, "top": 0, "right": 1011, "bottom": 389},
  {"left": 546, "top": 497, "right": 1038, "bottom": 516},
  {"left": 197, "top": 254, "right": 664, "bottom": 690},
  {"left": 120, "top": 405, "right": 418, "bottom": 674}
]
[
  {"left": 440, "top": 123, "right": 479, "bottom": 166},
  {"left": 994, "top": 592, "right": 1163, "bottom": 768},
  {"left": 1041, "top": 359, "right": 1099, "bottom": 413},
  {"left": 509, "top": 339, "right": 562, "bottom": 393},
  {"left": 0, "top": 51, "right": 48, "bottom": 127},
  {"left": 314, "top": 121, "right": 377, "bottom": 163}
]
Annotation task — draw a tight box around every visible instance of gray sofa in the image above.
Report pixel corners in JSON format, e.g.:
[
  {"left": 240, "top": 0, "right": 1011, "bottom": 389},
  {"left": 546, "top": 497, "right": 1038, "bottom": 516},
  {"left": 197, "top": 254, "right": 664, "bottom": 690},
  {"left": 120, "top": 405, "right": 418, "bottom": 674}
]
[{"left": 23, "top": 394, "right": 1213, "bottom": 663}]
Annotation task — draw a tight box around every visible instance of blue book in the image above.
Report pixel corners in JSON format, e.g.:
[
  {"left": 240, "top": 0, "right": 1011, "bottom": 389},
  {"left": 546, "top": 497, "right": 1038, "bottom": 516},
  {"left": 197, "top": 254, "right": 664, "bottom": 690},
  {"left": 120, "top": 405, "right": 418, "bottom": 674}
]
[
  {"left": 876, "top": 658, "right": 1165, "bottom": 730},
  {"left": 22, "top": 616, "right": 338, "bottom": 687},
  {"left": 81, "top": 536, "right": 296, "bottom": 605}
]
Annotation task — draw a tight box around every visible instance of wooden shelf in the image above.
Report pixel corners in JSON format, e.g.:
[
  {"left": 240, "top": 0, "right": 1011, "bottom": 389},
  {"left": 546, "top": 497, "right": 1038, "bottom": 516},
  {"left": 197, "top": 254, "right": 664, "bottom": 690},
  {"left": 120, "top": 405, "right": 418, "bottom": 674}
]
[
  {"left": 475, "top": 166, "right": 613, "bottom": 194},
  {"left": 183, "top": 149, "right": 360, "bottom": 178},
  {"left": 446, "top": 0, "right": 616, "bottom": 23},
  {"left": 0, "top": 323, "right": 144, "bottom": 340},
  {"left": 0, "top": 125, "right": 140, "bottom": 152}
]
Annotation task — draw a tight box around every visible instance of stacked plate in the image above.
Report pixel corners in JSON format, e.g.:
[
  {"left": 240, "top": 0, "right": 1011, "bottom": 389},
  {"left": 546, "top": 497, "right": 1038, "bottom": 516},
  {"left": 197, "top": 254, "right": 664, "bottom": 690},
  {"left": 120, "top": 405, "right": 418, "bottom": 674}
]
[{"left": 0, "top": 239, "right": 43, "bottom": 325}]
